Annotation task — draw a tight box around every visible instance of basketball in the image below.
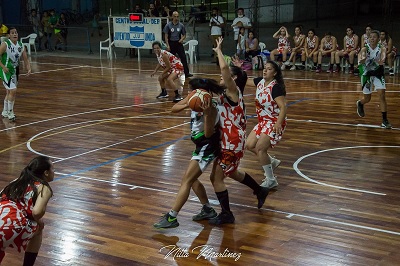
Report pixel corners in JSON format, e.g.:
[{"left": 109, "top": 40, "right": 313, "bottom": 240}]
[{"left": 187, "top": 89, "right": 212, "bottom": 112}]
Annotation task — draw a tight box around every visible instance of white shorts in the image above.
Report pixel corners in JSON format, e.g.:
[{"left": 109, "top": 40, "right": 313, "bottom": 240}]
[
  {"left": 362, "top": 76, "right": 385, "bottom": 94},
  {"left": 3, "top": 73, "right": 18, "bottom": 90}
]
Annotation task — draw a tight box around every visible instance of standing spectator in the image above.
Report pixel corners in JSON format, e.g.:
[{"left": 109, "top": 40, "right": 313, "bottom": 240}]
[
  {"left": 163, "top": 11, "right": 193, "bottom": 77},
  {"left": 0, "top": 156, "right": 54, "bottom": 265},
  {"left": 48, "top": 9, "right": 59, "bottom": 50},
  {"left": 356, "top": 30, "right": 392, "bottom": 129},
  {"left": 379, "top": 30, "right": 397, "bottom": 76},
  {"left": 231, "top": 8, "right": 252, "bottom": 44},
  {"left": 148, "top": 3, "right": 159, "bottom": 17},
  {"left": 284, "top": 25, "right": 305, "bottom": 70},
  {"left": 301, "top": 29, "right": 319, "bottom": 70},
  {"left": 134, "top": 4, "right": 146, "bottom": 16},
  {"left": 150, "top": 41, "right": 184, "bottom": 102},
  {"left": 41, "top": 11, "right": 52, "bottom": 51},
  {"left": 316, "top": 32, "right": 338, "bottom": 73},
  {"left": 245, "top": 30, "right": 259, "bottom": 59},
  {"left": 270, "top": 26, "right": 291, "bottom": 69},
  {"left": 334, "top": 27, "right": 359, "bottom": 73},
  {"left": 209, "top": 7, "right": 224, "bottom": 64},
  {"left": 0, "top": 27, "right": 31, "bottom": 121},
  {"left": 236, "top": 27, "right": 246, "bottom": 57},
  {"left": 28, "top": 9, "right": 42, "bottom": 51},
  {"left": 162, "top": 4, "right": 173, "bottom": 20},
  {"left": 54, "top": 13, "right": 68, "bottom": 51},
  {"left": 91, "top": 12, "right": 102, "bottom": 37}
]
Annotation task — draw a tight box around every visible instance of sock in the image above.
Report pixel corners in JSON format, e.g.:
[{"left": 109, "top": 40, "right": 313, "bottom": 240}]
[
  {"left": 7, "top": 101, "right": 14, "bottom": 112},
  {"left": 314, "top": 62, "right": 317, "bottom": 66},
  {"left": 216, "top": 189, "right": 231, "bottom": 213},
  {"left": 203, "top": 202, "right": 211, "bottom": 208},
  {"left": 262, "top": 164, "right": 274, "bottom": 179},
  {"left": 0, "top": 250, "right": 5, "bottom": 263},
  {"left": 240, "top": 172, "right": 261, "bottom": 194},
  {"left": 317, "top": 64, "right": 321, "bottom": 68},
  {"left": 3, "top": 99, "right": 7, "bottom": 113},
  {"left": 161, "top": 88, "right": 167, "bottom": 94},
  {"left": 174, "top": 90, "right": 179, "bottom": 96},
  {"left": 23, "top": 252, "right": 38, "bottom": 266},
  {"left": 382, "top": 112, "right": 387, "bottom": 121},
  {"left": 302, "top": 61, "right": 305, "bottom": 65},
  {"left": 350, "top": 64, "right": 354, "bottom": 68},
  {"left": 330, "top": 64, "right": 333, "bottom": 69},
  {"left": 336, "top": 63, "right": 340, "bottom": 69},
  {"left": 168, "top": 210, "right": 178, "bottom": 217}
]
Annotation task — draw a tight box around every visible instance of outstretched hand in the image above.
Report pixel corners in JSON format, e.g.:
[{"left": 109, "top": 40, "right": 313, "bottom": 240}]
[
  {"left": 212, "top": 36, "right": 224, "bottom": 52},
  {"left": 231, "top": 55, "right": 243, "bottom": 67}
]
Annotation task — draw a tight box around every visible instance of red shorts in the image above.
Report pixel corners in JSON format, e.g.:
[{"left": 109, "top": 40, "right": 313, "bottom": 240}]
[{"left": 217, "top": 149, "right": 244, "bottom": 176}]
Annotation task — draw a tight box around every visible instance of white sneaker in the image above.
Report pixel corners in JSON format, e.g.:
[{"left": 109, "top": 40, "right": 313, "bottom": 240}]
[
  {"left": 290, "top": 65, "right": 296, "bottom": 71},
  {"left": 281, "top": 64, "right": 286, "bottom": 70},
  {"left": 284, "top": 60, "right": 291, "bottom": 66},
  {"left": 1, "top": 110, "right": 8, "bottom": 118},
  {"left": 8, "top": 110, "right": 16, "bottom": 121},
  {"left": 261, "top": 176, "right": 279, "bottom": 189}
]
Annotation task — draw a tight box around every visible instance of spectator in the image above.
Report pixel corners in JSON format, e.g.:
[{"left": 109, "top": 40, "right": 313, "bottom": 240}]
[
  {"left": 284, "top": 25, "right": 305, "bottom": 70},
  {"left": 316, "top": 32, "right": 338, "bottom": 73},
  {"left": 48, "top": 9, "right": 59, "bottom": 51},
  {"left": 54, "top": 13, "right": 68, "bottom": 51},
  {"left": 91, "top": 12, "right": 102, "bottom": 37},
  {"left": 361, "top": 23, "right": 373, "bottom": 47},
  {"left": 162, "top": 4, "right": 173, "bottom": 20},
  {"left": 0, "top": 21, "right": 8, "bottom": 39},
  {"left": 236, "top": 27, "right": 246, "bottom": 58},
  {"left": 148, "top": 3, "right": 159, "bottom": 17},
  {"left": 270, "top": 26, "right": 291, "bottom": 70},
  {"left": 209, "top": 7, "right": 224, "bottom": 64},
  {"left": 334, "top": 26, "right": 359, "bottom": 73},
  {"left": 245, "top": 30, "right": 259, "bottom": 59},
  {"left": 41, "top": 10, "right": 53, "bottom": 51},
  {"left": 134, "top": 4, "right": 146, "bottom": 16},
  {"left": 28, "top": 9, "right": 43, "bottom": 51},
  {"left": 231, "top": 8, "right": 252, "bottom": 44},
  {"left": 379, "top": 30, "right": 397, "bottom": 76},
  {"left": 301, "top": 29, "right": 319, "bottom": 70}
]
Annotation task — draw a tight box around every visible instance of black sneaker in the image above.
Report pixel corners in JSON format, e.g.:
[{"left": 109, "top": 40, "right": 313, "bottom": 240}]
[
  {"left": 156, "top": 91, "right": 169, "bottom": 99},
  {"left": 208, "top": 211, "right": 235, "bottom": 225},
  {"left": 173, "top": 94, "right": 183, "bottom": 103},
  {"left": 256, "top": 187, "right": 269, "bottom": 209},
  {"left": 186, "top": 73, "right": 194, "bottom": 78},
  {"left": 192, "top": 206, "right": 217, "bottom": 221},
  {"left": 381, "top": 120, "right": 392, "bottom": 129},
  {"left": 389, "top": 68, "right": 394, "bottom": 76},
  {"left": 356, "top": 100, "right": 365, "bottom": 117}
]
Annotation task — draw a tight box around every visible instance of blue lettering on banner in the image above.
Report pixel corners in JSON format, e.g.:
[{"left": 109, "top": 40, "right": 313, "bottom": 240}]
[
  {"left": 145, "top": 33, "right": 155, "bottom": 41},
  {"left": 130, "top": 26, "right": 145, "bottom": 47},
  {"left": 114, "top": 32, "right": 131, "bottom": 40}
]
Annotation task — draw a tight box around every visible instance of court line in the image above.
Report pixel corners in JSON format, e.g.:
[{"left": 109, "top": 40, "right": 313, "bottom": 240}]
[
  {"left": 293, "top": 145, "right": 400, "bottom": 195},
  {"left": 54, "top": 172, "right": 400, "bottom": 236},
  {"left": 19, "top": 66, "right": 88, "bottom": 76}
]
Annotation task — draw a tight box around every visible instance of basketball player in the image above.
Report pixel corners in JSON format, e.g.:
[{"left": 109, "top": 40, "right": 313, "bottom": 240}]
[
  {"left": 356, "top": 30, "right": 392, "bottom": 129},
  {"left": 0, "top": 27, "right": 31, "bottom": 121}
]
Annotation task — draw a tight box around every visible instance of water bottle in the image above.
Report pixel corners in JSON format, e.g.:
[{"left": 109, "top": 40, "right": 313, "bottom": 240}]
[{"left": 255, "top": 63, "right": 258, "bottom": 70}]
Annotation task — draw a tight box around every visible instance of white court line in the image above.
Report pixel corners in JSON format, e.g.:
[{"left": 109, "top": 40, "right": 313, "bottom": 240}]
[
  {"left": 19, "top": 66, "right": 88, "bottom": 76},
  {"left": 293, "top": 145, "right": 400, "bottom": 195},
  {"left": 55, "top": 172, "right": 400, "bottom": 236}
]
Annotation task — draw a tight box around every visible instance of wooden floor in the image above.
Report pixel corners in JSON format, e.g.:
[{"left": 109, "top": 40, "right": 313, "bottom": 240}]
[{"left": 1, "top": 53, "right": 400, "bottom": 266}]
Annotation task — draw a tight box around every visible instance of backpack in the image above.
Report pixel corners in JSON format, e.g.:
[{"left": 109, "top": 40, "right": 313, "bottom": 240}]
[{"left": 252, "top": 55, "right": 264, "bottom": 70}]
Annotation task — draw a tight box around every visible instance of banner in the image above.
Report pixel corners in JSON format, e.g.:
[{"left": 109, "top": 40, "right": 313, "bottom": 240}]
[{"left": 112, "top": 17, "right": 162, "bottom": 49}]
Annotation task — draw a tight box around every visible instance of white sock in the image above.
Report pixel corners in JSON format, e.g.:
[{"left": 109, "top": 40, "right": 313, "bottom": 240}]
[
  {"left": 3, "top": 99, "right": 7, "bottom": 113},
  {"left": 169, "top": 210, "right": 178, "bottom": 217},
  {"left": 262, "top": 164, "right": 274, "bottom": 179},
  {"left": 7, "top": 101, "right": 14, "bottom": 112}
]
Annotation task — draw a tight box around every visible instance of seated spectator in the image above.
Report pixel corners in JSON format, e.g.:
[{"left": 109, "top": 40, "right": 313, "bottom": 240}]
[
  {"left": 270, "top": 26, "right": 291, "bottom": 70},
  {"left": 361, "top": 23, "right": 373, "bottom": 47},
  {"left": 148, "top": 3, "right": 159, "bottom": 17},
  {"left": 379, "top": 30, "right": 397, "bottom": 76},
  {"left": 284, "top": 25, "right": 305, "bottom": 70},
  {"left": 245, "top": 30, "right": 259, "bottom": 59},
  {"left": 316, "top": 32, "right": 338, "bottom": 73},
  {"left": 301, "top": 29, "right": 319, "bottom": 70},
  {"left": 236, "top": 27, "right": 246, "bottom": 58},
  {"left": 334, "top": 26, "right": 359, "bottom": 73}
]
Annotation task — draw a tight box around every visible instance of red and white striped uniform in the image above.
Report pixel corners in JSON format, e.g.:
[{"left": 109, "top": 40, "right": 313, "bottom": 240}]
[{"left": 156, "top": 50, "right": 184, "bottom": 76}]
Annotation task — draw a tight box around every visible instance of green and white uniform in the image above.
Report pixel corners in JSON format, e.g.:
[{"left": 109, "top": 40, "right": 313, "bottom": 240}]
[
  {"left": 0, "top": 39, "right": 24, "bottom": 90},
  {"left": 359, "top": 43, "right": 385, "bottom": 94}
]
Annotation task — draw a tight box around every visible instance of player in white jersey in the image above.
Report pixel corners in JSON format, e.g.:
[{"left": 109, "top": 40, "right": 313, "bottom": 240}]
[
  {"left": 0, "top": 27, "right": 31, "bottom": 121},
  {"left": 356, "top": 30, "right": 392, "bottom": 129}
]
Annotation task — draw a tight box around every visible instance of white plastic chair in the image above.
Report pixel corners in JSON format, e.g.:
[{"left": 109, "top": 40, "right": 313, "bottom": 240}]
[
  {"left": 183, "top": 39, "right": 198, "bottom": 64},
  {"left": 100, "top": 38, "right": 116, "bottom": 59},
  {"left": 20, "top": 33, "right": 37, "bottom": 55},
  {"left": 259, "top": 42, "right": 266, "bottom": 52}
]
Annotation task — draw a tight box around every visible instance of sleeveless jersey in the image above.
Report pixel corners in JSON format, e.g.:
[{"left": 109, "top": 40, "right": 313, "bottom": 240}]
[
  {"left": 216, "top": 88, "right": 246, "bottom": 151},
  {"left": 293, "top": 34, "right": 305, "bottom": 47},
  {"left": 190, "top": 103, "right": 219, "bottom": 145},
  {"left": 364, "top": 43, "right": 382, "bottom": 72},
  {"left": 255, "top": 79, "right": 285, "bottom": 123},
  {"left": 0, "top": 39, "right": 23, "bottom": 81},
  {"left": 156, "top": 49, "right": 184, "bottom": 71},
  {"left": 306, "top": 36, "right": 317, "bottom": 50},
  {"left": 362, "top": 33, "right": 370, "bottom": 46},
  {"left": 379, "top": 39, "right": 397, "bottom": 54},
  {"left": 345, "top": 34, "right": 358, "bottom": 50},
  {"left": 322, "top": 38, "right": 335, "bottom": 50},
  {"left": 277, "top": 36, "right": 291, "bottom": 50}
]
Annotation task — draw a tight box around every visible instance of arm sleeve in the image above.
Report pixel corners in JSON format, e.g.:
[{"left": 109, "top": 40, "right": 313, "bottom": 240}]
[{"left": 271, "top": 84, "right": 286, "bottom": 99}]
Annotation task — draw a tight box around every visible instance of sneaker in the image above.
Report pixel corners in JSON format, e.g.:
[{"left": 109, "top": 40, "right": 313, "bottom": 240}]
[
  {"left": 271, "top": 157, "right": 281, "bottom": 170},
  {"left": 326, "top": 68, "right": 333, "bottom": 73},
  {"left": 316, "top": 68, "right": 321, "bottom": 73},
  {"left": 153, "top": 213, "right": 179, "bottom": 229},
  {"left": 381, "top": 120, "right": 392, "bottom": 129},
  {"left": 333, "top": 67, "right": 341, "bottom": 73},
  {"left": 208, "top": 211, "right": 235, "bottom": 225},
  {"left": 284, "top": 60, "right": 291, "bottom": 66},
  {"left": 389, "top": 68, "right": 394, "bottom": 76},
  {"left": 156, "top": 91, "right": 169, "bottom": 99},
  {"left": 8, "top": 110, "right": 16, "bottom": 121},
  {"left": 192, "top": 206, "right": 217, "bottom": 221},
  {"left": 1, "top": 110, "right": 8, "bottom": 118},
  {"left": 261, "top": 176, "right": 279, "bottom": 189},
  {"left": 256, "top": 187, "right": 269, "bottom": 209},
  {"left": 173, "top": 94, "right": 184, "bottom": 103},
  {"left": 280, "top": 64, "right": 286, "bottom": 70},
  {"left": 290, "top": 65, "right": 296, "bottom": 71},
  {"left": 356, "top": 100, "right": 365, "bottom": 118},
  {"left": 349, "top": 67, "right": 354, "bottom": 74},
  {"left": 186, "top": 73, "right": 194, "bottom": 78}
]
